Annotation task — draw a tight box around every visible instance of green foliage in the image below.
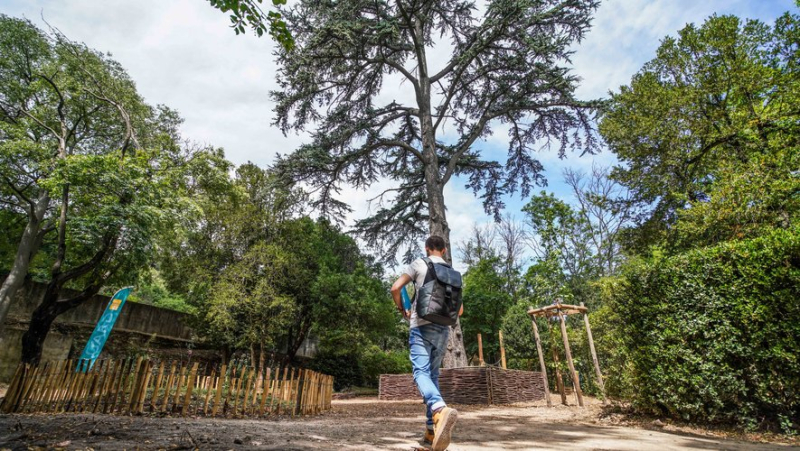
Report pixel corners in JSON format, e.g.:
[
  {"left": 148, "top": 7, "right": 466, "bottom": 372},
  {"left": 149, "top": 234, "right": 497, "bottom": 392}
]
[
  {"left": 600, "top": 12, "right": 800, "bottom": 252},
  {"left": 272, "top": 0, "right": 601, "bottom": 262},
  {"left": 308, "top": 349, "right": 362, "bottom": 391},
  {"left": 460, "top": 256, "right": 513, "bottom": 365},
  {"left": 672, "top": 145, "right": 799, "bottom": 249},
  {"left": 207, "top": 0, "right": 294, "bottom": 49},
  {"left": 205, "top": 241, "right": 296, "bottom": 350},
  {"left": 596, "top": 228, "right": 800, "bottom": 426},
  {"left": 359, "top": 345, "right": 411, "bottom": 389},
  {"left": 499, "top": 301, "right": 538, "bottom": 371},
  {"left": 521, "top": 192, "right": 601, "bottom": 306},
  {"left": 310, "top": 345, "right": 410, "bottom": 391}
]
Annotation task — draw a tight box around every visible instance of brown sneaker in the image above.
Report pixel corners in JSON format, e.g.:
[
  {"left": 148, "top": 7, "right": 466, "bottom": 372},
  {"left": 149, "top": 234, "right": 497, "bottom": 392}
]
[
  {"left": 422, "top": 428, "right": 434, "bottom": 445},
  {"left": 431, "top": 407, "right": 458, "bottom": 451},
  {"left": 423, "top": 428, "right": 435, "bottom": 445}
]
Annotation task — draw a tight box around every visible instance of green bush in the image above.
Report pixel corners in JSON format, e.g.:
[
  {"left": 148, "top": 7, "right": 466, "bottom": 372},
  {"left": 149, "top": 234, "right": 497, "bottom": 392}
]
[
  {"left": 360, "top": 345, "right": 411, "bottom": 388},
  {"left": 309, "top": 349, "right": 363, "bottom": 391},
  {"left": 598, "top": 227, "right": 800, "bottom": 427},
  {"left": 309, "top": 345, "right": 410, "bottom": 391}
]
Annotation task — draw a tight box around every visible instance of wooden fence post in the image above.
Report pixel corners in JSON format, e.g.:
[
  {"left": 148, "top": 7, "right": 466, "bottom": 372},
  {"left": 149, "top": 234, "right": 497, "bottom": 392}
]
[
  {"left": 581, "top": 302, "right": 606, "bottom": 404},
  {"left": 544, "top": 319, "right": 568, "bottom": 405},
  {"left": 478, "top": 333, "right": 485, "bottom": 366},
  {"left": 499, "top": 330, "right": 507, "bottom": 370},
  {"left": 530, "top": 318, "right": 552, "bottom": 407},
  {"left": 559, "top": 310, "right": 584, "bottom": 407}
]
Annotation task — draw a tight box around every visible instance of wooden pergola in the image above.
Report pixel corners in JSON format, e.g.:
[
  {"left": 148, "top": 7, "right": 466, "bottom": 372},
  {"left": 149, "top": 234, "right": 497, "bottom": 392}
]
[{"left": 528, "top": 301, "right": 605, "bottom": 407}]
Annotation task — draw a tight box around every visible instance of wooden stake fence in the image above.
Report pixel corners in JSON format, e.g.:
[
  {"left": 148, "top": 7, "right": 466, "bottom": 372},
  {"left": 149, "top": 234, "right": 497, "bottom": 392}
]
[{"left": 0, "top": 359, "right": 333, "bottom": 417}]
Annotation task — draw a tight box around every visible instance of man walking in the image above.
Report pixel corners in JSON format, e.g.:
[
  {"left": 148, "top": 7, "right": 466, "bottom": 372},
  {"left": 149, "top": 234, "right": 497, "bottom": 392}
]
[{"left": 391, "top": 236, "right": 463, "bottom": 451}]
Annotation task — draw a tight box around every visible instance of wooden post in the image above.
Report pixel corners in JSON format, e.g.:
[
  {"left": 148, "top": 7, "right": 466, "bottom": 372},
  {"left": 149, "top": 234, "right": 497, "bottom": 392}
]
[
  {"left": 477, "top": 333, "right": 485, "bottom": 366},
  {"left": 559, "top": 309, "right": 584, "bottom": 407},
  {"left": 530, "top": 318, "right": 552, "bottom": 407},
  {"left": 182, "top": 362, "right": 200, "bottom": 416},
  {"left": 499, "top": 330, "right": 507, "bottom": 370},
  {"left": 212, "top": 364, "right": 226, "bottom": 416},
  {"left": 544, "top": 318, "right": 567, "bottom": 405},
  {"left": 161, "top": 362, "right": 177, "bottom": 414},
  {"left": 580, "top": 302, "right": 606, "bottom": 404},
  {"left": 259, "top": 367, "right": 270, "bottom": 415}
]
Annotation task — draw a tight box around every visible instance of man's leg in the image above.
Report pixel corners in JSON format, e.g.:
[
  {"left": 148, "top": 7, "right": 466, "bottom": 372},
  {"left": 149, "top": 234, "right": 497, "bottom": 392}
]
[
  {"left": 426, "top": 324, "right": 448, "bottom": 429},
  {"left": 411, "top": 324, "right": 456, "bottom": 450},
  {"left": 409, "top": 326, "right": 447, "bottom": 416},
  {"left": 425, "top": 324, "right": 457, "bottom": 451}
]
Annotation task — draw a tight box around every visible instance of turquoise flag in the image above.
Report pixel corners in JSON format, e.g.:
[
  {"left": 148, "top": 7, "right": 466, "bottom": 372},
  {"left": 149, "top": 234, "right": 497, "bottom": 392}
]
[{"left": 78, "top": 287, "right": 133, "bottom": 371}]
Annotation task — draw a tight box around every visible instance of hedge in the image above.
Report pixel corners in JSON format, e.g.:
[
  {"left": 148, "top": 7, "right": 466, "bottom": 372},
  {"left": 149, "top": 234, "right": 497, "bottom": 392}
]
[{"left": 603, "top": 227, "right": 799, "bottom": 428}]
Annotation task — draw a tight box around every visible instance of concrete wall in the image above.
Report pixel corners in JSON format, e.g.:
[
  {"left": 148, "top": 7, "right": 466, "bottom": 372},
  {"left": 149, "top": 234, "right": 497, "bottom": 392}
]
[
  {"left": 0, "top": 280, "right": 196, "bottom": 382},
  {"left": 0, "top": 279, "right": 320, "bottom": 382}
]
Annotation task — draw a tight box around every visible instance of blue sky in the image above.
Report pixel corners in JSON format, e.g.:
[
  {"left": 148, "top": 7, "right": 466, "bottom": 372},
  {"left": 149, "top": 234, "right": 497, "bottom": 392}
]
[{"left": 1, "top": 0, "right": 793, "bottom": 267}]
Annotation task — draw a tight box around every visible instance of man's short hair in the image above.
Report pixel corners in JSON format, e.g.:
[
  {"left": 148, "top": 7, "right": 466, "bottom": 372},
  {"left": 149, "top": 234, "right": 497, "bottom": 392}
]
[{"left": 425, "top": 235, "right": 446, "bottom": 252}]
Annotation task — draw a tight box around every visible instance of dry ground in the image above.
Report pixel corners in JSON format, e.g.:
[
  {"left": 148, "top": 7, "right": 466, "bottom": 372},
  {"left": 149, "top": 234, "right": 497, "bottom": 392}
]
[{"left": 0, "top": 397, "right": 797, "bottom": 450}]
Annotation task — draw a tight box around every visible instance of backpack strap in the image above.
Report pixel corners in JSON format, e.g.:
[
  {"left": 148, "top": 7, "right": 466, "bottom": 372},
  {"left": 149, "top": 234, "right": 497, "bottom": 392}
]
[{"left": 422, "top": 257, "right": 436, "bottom": 284}]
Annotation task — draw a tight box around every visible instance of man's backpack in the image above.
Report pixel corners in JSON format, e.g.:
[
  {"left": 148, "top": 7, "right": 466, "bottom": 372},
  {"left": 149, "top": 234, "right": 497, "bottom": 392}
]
[{"left": 415, "top": 257, "right": 463, "bottom": 326}]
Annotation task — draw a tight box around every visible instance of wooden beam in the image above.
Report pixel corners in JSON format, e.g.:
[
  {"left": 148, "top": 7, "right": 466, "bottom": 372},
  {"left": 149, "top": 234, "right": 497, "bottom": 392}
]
[
  {"left": 478, "top": 333, "right": 485, "bottom": 367},
  {"left": 530, "top": 318, "right": 552, "bottom": 407},
  {"left": 581, "top": 302, "right": 606, "bottom": 404},
  {"left": 544, "top": 319, "right": 567, "bottom": 405},
  {"left": 499, "top": 330, "right": 507, "bottom": 369},
  {"left": 559, "top": 313, "right": 584, "bottom": 407}
]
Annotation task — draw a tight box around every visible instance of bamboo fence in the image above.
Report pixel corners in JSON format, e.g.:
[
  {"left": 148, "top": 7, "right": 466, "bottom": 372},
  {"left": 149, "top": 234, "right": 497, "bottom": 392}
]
[
  {"left": 0, "top": 358, "right": 333, "bottom": 417},
  {"left": 379, "top": 367, "right": 546, "bottom": 404}
]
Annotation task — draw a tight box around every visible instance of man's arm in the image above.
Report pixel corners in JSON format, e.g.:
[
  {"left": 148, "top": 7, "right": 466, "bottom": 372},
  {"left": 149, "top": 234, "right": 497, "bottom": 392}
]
[{"left": 391, "top": 274, "right": 413, "bottom": 320}]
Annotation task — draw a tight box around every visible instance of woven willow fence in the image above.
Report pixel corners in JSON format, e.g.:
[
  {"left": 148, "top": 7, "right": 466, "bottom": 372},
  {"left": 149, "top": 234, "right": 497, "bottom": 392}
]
[
  {"left": 379, "top": 367, "right": 546, "bottom": 404},
  {"left": 0, "top": 358, "right": 333, "bottom": 417}
]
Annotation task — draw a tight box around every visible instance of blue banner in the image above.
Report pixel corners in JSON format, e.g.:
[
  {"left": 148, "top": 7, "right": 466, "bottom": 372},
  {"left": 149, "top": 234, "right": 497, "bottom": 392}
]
[
  {"left": 78, "top": 287, "right": 133, "bottom": 371},
  {"left": 401, "top": 285, "right": 412, "bottom": 311}
]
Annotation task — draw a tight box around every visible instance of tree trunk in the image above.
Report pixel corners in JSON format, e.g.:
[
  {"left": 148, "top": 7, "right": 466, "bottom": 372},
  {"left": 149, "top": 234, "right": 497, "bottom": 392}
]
[
  {"left": 20, "top": 283, "right": 63, "bottom": 365},
  {"left": 426, "top": 184, "right": 468, "bottom": 368},
  {"left": 284, "top": 320, "right": 311, "bottom": 365},
  {"left": 20, "top": 279, "right": 104, "bottom": 364},
  {"left": 415, "top": 27, "right": 468, "bottom": 368},
  {"left": 0, "top": 192, "right": 50, "bottom": 339}
]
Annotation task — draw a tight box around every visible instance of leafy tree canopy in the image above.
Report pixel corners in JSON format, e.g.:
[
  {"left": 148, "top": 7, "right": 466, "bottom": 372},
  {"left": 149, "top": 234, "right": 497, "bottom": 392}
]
[
  {"left": 272, "top": 0, "right": 602, "bottom": 263},
  {"left": 600, "top": 12, "right": 800, "bottom": 252},
  {"left": 207, "top": 0, "right": 294, "bottom": 49}
]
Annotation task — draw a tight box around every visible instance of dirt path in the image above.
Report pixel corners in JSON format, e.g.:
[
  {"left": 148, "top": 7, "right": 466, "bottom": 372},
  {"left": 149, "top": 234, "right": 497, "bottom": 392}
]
[{"left": 0, "top": 398, "right": 796, "bottom": 450}]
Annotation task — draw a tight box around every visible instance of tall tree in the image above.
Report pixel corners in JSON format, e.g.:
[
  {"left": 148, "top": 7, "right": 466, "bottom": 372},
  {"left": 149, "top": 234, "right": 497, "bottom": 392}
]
[
  {"left": 272, "top": 0, "right": 601, "bottom": 367},
  {"left": 599, "top": 12, "right": 800, "bottom": 252},
  {"left": 0, "top": 16, "right": 229, "bottom": 362},
  {"left": 0, "top": 16, "right": 151, "bottom": 337}
]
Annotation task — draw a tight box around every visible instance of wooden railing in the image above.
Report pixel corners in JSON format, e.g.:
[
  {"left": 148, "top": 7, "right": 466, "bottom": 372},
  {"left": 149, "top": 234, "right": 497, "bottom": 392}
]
[{"left": 0, "top": 358, "right": 333, "bottom": 417}]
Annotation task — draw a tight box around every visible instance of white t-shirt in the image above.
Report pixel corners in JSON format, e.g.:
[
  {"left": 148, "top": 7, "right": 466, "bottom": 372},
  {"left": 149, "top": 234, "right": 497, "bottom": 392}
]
[{"left": 403, "top": 255, "right": 447, "bottom": 329}]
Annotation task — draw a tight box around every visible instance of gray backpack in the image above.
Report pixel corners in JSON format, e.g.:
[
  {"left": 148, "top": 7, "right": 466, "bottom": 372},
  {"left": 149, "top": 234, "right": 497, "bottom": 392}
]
[{"left": 415, "top": 257, "right": 463, "bottom": 326}]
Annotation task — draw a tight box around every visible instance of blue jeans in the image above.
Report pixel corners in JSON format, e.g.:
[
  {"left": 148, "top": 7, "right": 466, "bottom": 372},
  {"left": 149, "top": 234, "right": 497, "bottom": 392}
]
[{"left": 409, "top": 323, "right": 449, "bottom": 429}]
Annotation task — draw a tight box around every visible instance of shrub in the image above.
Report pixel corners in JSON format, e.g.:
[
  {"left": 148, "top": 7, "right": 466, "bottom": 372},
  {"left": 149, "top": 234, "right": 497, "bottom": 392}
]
[
  {"left": 308, "top": 350, "right": 363, "bottom": 391},
  {"left": 309, "top": 345, "right": 410, "bottom": 391},
  {"left": 598, "top": 227, "right": 800, "bottom": 427},
  {"left": 360, "top": 345, "right": 411, "bottom": 388}
]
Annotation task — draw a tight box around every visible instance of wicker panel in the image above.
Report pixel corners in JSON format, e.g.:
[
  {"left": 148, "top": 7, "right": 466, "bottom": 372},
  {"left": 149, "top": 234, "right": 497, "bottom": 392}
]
[
  {"left": 378, "top": 373, "right": 420, "bottom": 401},
  {"left": 487, "top": 367, "right": 546, "bottom": 404},
  {"left": 379, "top": 367, "right": 545, "bottom": 405}
]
